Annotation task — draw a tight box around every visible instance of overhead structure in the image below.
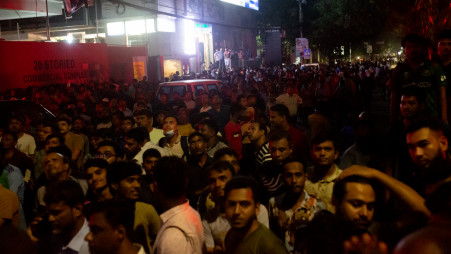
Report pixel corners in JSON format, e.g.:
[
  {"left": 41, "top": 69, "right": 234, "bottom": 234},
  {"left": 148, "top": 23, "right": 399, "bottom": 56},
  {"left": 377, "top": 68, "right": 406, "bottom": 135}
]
[
  {"left": 63, "top": 0, "right": 93, "bottom": 18},
  {"left": 0, "top": 0, "right": 62, "bottom": 20},
  {"left": 221, "top": 0, "right": 259, "bottom": 11}
]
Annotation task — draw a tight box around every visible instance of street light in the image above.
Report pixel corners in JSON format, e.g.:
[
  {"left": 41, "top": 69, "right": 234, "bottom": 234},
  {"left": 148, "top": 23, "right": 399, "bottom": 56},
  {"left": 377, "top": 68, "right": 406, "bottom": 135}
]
[{"left": 349, "top": 43, "right": 352, "bottom": 63}]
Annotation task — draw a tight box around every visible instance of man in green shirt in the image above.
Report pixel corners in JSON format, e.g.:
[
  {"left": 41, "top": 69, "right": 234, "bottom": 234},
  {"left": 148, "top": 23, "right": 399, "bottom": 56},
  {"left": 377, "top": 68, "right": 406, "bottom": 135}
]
[
  {"left": 224, "top": 176, "right": 288, "bottom": 254},
  {"left": 390, "top": 33, "right": 448, "bottom": 123}
]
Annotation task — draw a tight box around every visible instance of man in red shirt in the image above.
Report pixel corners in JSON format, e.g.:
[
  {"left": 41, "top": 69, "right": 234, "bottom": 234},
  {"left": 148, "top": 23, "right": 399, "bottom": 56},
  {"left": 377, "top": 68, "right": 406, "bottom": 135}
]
[{"left": 224, "top": 104, "right": 244, "bottom": 159}]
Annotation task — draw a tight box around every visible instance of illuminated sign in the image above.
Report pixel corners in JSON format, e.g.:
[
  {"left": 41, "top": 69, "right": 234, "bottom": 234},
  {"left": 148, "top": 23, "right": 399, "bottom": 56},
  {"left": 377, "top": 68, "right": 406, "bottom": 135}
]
[
  {"left": 221, "top": 0, "right": 259, "bottom": 11},
  {"left": 195, "top": 23, "right": 210, "bottom": 28}
]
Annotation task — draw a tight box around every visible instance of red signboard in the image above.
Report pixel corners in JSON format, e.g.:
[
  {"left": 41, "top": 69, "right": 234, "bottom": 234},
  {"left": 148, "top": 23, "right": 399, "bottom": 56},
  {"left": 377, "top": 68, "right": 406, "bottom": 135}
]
[
  {"left": 0, "top": 41, "right": 109, "bottom": 91},
  {"left": 0, "top": 41, "right": 148, "bottom": 92}
]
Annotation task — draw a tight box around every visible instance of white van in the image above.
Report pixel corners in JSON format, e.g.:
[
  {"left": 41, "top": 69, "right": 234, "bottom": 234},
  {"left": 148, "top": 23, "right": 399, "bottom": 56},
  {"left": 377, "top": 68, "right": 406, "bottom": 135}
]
[
  {"left": 301, "top": 63, "right": 328, "bottom": 71},
  {"left": 156, "top": 79, "right": 224, "bottom": 101}
]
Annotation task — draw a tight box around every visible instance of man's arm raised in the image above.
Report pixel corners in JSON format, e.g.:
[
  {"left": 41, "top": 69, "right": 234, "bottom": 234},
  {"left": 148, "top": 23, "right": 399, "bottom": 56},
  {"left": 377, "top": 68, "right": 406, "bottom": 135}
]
[{"left": 340, "top": 165, "right": 430, "bottom": 217}]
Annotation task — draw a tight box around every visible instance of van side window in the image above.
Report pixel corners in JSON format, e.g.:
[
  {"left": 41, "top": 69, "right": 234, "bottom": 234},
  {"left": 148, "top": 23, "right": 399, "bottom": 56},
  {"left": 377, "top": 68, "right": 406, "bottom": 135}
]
[
  {"left": 194, "top": 85, "right": 205, "bottom": 97},
  {"left": 171, "top": 86, "right": 186, "bottom": 100},
  {"left": 158, "top": 87, "right": 171, "bottom": 100},
  {"left": 207, "top": 84, "right": 218, "bottom": 93}
]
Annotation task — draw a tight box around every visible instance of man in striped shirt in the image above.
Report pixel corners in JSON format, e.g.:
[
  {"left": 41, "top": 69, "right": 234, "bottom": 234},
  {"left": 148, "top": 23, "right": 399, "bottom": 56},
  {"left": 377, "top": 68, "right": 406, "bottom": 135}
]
[
  {"left": 259, "top": 130, "right": 293, "bottom": 202},
  {"left": 248, "top": 119, "right": 272, "bottom": 169}
]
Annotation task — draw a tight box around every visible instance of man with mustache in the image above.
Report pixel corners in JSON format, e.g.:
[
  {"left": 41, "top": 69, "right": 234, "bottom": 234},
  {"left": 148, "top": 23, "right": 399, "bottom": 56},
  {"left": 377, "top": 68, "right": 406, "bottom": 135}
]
[
  {"left": 332, "top": 175, "right": 379, "bottom": 230},
  {"left": 158, "top": 115, "right": 189, "bottom": 159},
  {"left": 29, "top": 180, "right": 90, "bottom": 254},
  {"left": 199, "top": 119, "right": 228, "bottom": 158},
  {"left": 386, "top": 87, "right": 425, "bottom": 181},
  {"left": 405, "top": 118, "right": 450, "bottom": 192},
  {"left": 268, "top": 159, "right": 324, "bottom": 252},
  {"left": 186, "top": 131, "right": 213, "bottom": 205},
  {"left": 85, "top": 201, "right": 145, "bottom": 254},
  {"left": 331, "top": 118, "right": 444, "bottom": 252},
  {"left": 36, "top": 146, "right": 88, "bottom": 212},
  {"left": 259, "top": 130, "right": 293, "bottom": 202}
]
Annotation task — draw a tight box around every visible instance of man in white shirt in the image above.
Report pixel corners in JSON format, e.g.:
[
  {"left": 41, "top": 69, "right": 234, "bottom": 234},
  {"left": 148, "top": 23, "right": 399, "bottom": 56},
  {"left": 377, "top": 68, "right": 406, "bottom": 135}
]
[
  {"left": 214, "top": 49, "right": 220, "bottom": 70},
  {"left": 158, "top": 115, "right": 189, "bottom": 158},
  {"left": 8, "top": 116, "right": 36, "bottom": 161},
  {"left": 199, "top": 93, "right": 212, "bottom": 113},
  {"left": 217, "top": 48, "right": 225, "bottom": 73},
  {"left": 135, "top": 109, "right": 164, "bottom": 145},
  {"left": 153, "top": 156, "right": 204, "bottom": 254},
  {"left": 124, "top": 128, "right": 166, "bottom": 172},
  {"left": 224, "top": 48, "right": 231, "bottom": 72},
  {"left": 276, "top": 86, "right": 303, "bottom": 124},
  {"left": 184, "top": 91, "right": 196, "bottom": 113}
]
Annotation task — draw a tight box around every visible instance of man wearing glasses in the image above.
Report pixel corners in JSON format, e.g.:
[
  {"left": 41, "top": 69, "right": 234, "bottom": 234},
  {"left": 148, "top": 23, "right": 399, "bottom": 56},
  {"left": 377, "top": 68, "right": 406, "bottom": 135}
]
[{"left": 95, "top": 140, "right": 122, "bottom": 165}]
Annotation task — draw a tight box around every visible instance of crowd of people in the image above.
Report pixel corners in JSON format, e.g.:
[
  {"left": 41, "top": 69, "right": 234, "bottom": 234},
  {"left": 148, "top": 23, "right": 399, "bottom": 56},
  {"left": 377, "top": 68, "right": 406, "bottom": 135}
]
[
  {"left": 212, "top": 48, "right": 253, "bottom": 73},
  {"left": 0, "top": 30, "right": 450, "bottom": 254}
]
